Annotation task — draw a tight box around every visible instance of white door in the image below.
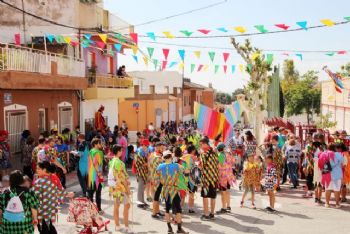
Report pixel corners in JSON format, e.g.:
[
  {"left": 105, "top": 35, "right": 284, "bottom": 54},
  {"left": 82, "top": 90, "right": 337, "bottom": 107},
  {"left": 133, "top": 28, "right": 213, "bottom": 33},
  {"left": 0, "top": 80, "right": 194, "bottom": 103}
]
[
  {"left": 155, "top": 108, "right": 163, "bottom": 128},
  {"left": 38, "top": 108, "right": 46, "bottom": 133},
  {"left": 58, "top": 107, "right": 73, "bottom": 132},
  {"left": 169, "top": 102, "right": 176, "bottom": 122},
  {"left": 6, "top": 111, "right": 27, "bottom": 153}
]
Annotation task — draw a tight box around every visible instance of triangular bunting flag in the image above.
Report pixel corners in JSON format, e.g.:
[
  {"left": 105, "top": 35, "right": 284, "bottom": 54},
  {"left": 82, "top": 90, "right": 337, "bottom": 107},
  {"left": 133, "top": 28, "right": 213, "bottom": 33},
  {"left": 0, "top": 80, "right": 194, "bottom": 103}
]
[
  {"left": 239, "top": 64, "right": 244, "bottom": 72},
  {"left": 132, "top": 55, "right": 138, "bottom": 63},
  {"left": 180, "top": 30, "right": 193, "bottom": 37},
  {"left": 194, "top": 51, "right": 201, "bottom": 59},
  {"left": 344, "top": 17, "right": 350, "bottom": 21},
  {"left": 169, "top": 61, "right": 178, "bottom": 68},
  {"left": 64, "top": 36, "right": 71, "bottom": 44},
  {"left": 338, "top": 51, "right": 347, "bottom": 55},
  {"left": 191, "top": 64, "right": 196, "bottom": 73},
  {"left": 129, "top": 33, "right": 138, "bottom": 44},
  {"left": 198, "top": 29, "right": 211, "bottom": 35},
  {"left": 114, "top": 33, "right": 126, "bottom": 43},
  {"left": 223, "top": 52, "right": 230, "bottom": 63},
  {"left": 208, "top": 51, "right": 216, "bottom": 62},
  {"left": 84, "top": 34, "right": 91, "bottom": 40},
  {"left": 82, "top": 41, "right": 89, "bottom": 48},
  {"left": 163, "top": 31, "right": 175, "bottom": 39},
  {"left": 179, "top": 62, "right": 184, "bottom": 71},
  {"left": 197, "top": 65, "right": 204, "bottom": 72},
  {"left": 266, "top": 54, "right": 273, "bottom": 65},
  {"left": 56, "top": 35, "right": 65, "bottom": 44},
  {"left": 143, "top": 57, "right": 149, "bottom": 66},
  {"left": 275, "top": 24, "right": 290, "bottom": 30},
  {"left": 326, "top": 52, "right": 335, "bottom": 56},
  {"left": 131, "top": 46, "right": 138, "bottom": 55},
  {"left": 96, "top": 41, "right": 105, "bottom": 49},
  {"left": 163, "top": 48, "right": 170, "bottom": 60},
  {"left": 71, "top": 41, "right": 79, "bottom": 47},
  {"left": 234, "top": 26, "right": 246, "bottom": 33},
  {"left": 223, "top": 65, "right": 227, "bottom": 74},
  {"left": 178, "top": 49, "right": 185, "bottom": 61},
  {"left": 203, "top": 65, "right": 209, "bottom": 72},
  {"left": 296, "top": 21, "right": 308, "bottom": 30},
  {"left": 46, "top": 34, "right": 55, "bottom": 43},
  {"left": 146, "top": 32, "right": 156, "bottom": 41},
  {"left": 114, "top": 44, "right": 122, "bottom": 52},
  {"left": 14, "top": 33, "right": 20, "bottom": 46},
  {"left": 231, "top": 65, "right": 236, "bottom": 74},
  {"left": 99, "top": 34, "right": 107, "bottom": 43},
  {"left": 295, "top": 53, "right": 303, "bottom": 61},
  {"left": 321, "top": 19, "right": 335, "bottom": 26},
  {"left": 153, "top": 59, "right": 158, "bottom": 70},
  {"left": 147, "top": 47, "right": 154, "bottom": 58},
  {"left": 217, "top": 27, "right": 228, "bottom": 32},
  {"left": 162, "top": 61, "right": 168, "bottom": 70},
  {"left": 214, "top": 65, "right": 219, "bottom": 74},
  {"left": 254, "top": 25, "right": 268, "bottom": 33}
]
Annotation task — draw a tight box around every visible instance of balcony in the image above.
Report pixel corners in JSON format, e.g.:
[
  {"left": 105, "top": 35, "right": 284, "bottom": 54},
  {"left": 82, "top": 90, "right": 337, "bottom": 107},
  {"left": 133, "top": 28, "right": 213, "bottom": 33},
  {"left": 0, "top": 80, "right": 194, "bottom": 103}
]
[
  {"left": 0, "top": 45, "right": 87, "bottom": 90},
  {"left": 85, "top": 74, "right": 134, "bottom": 100}
]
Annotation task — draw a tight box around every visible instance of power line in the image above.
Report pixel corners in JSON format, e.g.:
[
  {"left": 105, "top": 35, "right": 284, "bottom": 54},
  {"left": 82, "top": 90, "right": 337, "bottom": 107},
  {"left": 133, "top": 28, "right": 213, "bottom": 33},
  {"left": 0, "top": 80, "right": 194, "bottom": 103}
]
[
  {"left": 111, "top": 0, "right": 228, "bottom": 30},
  {"left": 136, "top": 20, "right": 350, "bottom": 39}
]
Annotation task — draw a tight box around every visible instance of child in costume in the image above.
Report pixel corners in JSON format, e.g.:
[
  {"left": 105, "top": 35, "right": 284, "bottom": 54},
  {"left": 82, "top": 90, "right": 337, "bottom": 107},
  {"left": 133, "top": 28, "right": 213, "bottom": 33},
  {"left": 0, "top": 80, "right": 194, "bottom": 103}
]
[
  {"left": 156, "top": 150, "right": 188, "bottom": 234},
  {"left": 109, "top": 145, "right": 132, "bottom": 233},
  {"left": 134, "top": 139, "right": 149, "bottom": 209},
  {"left": 264, "top": 155, "right": 277, "bottom": 212},
  {"left": 303, "top": 145, "right": 314, "bottom": 198},
  {"left": 312, "top": 142, "right": 324, "bottom": 204},
  {"left": 216, "top": 143, "right": 235, "bottom": 214},
  {"left": 241, "top": 154, "right": 260, "bottom": 209}
]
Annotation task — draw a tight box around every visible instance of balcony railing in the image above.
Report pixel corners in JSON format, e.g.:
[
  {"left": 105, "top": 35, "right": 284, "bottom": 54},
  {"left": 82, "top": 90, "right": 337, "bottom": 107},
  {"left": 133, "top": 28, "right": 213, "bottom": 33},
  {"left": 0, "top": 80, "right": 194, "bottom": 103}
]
[
  {"left": 88, "top": 73, "right": 133, "bottom": 88},
  {"left": 0, "top": 45, "right": 85, "bottom": 77}
]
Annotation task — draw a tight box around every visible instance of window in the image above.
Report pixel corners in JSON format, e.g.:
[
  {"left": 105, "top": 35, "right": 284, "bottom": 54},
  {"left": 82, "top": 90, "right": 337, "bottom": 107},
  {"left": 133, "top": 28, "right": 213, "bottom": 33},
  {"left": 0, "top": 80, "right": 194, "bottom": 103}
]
[
  {"left": 38, "top": 108, "right": 47, "bottom": 133},
  {"left": 58, "top": 102, "right": 73, "bottom": 133}
]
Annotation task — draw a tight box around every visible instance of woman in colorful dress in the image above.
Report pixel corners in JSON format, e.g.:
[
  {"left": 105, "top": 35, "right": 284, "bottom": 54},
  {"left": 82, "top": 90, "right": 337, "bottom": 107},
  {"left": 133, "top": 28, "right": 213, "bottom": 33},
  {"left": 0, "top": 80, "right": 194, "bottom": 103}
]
[
  {"left": 109, "top": 145, "right": 132, "bottom": 233},
  {"left": 240, "top": 154, "right": 260, "bottom": 209},
  {"left": 264, "top": 155, "right": 277, "bottom": 212},
  {"left": 216, "top": 143, "right": 235, "bottom": 214},
  {"left": 0, "top": 170, "right": 39, "bottom": 234},
  {"left": 33, "top": 161, "right": 74, "bottom": 234}
]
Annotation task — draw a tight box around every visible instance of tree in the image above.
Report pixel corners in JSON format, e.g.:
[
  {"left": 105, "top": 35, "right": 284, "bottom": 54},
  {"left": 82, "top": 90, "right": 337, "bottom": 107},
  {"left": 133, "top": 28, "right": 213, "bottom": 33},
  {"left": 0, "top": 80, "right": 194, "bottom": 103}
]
[
  {"left": 231, "top": 38, "right": 272, "bottom": 143},
  {"left": 316, "top": 113, "right": 337, "bottom": 129},
  {"left": 284, "top": 70, "right": 321, "bottom": 124},
  {"left": 215, "top": 92, "right": 232, "bottom": 104},
  {"left": 279, "top": 83, "right": 285, "bottom": 117},
  {"left": 340, "top": 62, "right": 350, "bottom": 77},
  {"left": 231, "top": 88, "right": 245, "bottom": 101},
  {"left": 281, "top": 59, "right": 299, "bottom": 92}
]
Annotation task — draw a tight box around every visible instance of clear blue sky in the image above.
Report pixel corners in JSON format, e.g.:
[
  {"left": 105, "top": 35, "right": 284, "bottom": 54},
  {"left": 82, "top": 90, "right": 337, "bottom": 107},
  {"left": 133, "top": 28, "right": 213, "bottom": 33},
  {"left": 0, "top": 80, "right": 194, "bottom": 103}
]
[{"left": 104, "top": 0, "right": 350, "bottom": 93}]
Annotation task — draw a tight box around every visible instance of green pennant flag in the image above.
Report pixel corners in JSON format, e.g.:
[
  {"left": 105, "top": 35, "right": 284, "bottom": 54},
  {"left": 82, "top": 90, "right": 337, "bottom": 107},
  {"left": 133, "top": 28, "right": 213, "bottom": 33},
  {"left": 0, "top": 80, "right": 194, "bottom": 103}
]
[
  {"left": 326, "top": 52, "right": 335, "bottom": 56},
  {"left": 344, "top": 16, "right": 350, "bottom": 21},
  {"left": 56, "top": 35, "right": 65, "bottom": 43},
  {"left": 214, "top": 65, "right": 219, "bottom": 74},
  {"left": 208, "top": 51, "right": 215, "bottom": 62},
  {"left": 114, "top": 33, "right": 126, "bottom": 43},
  {"left": 147, "top": 47, "right": 154, "bottom": 58},
  {"left": 153, "top": 59, "right": 158, "bottom": 70},
  {"left": 266, "top": 54, "right": 273, "bottom": 65},
  {"left": 247, "top": 64, "right": 252, "bottom": 73},
  {"left": 254, "top": 25, "right": 268, "bottom": 33},
  {"left": 190, "top": 64, "right": 196, "bottom": 73},
  {"left": 180, "top": 30, "right": 194, "bottom": 37}
]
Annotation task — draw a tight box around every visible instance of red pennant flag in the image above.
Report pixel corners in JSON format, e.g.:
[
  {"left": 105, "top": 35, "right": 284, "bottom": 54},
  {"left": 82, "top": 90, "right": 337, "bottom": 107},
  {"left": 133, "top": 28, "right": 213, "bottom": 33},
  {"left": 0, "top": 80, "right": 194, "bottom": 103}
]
[
  {"left": 223, "top": 65, "right": 227, "bottom": 73},
  {"left": 338, "top": 50, "right": 347, "bottom": 54},
  {"left": 96, "top": 41, "right": 105, "bottom": 49},
  {"left": 197, "top": 64, "right": 204, "bottom": 72},
  {"left": 162, "top": 61, "right": 168, "bottom": 70},
  {"left": 129, "top": 33, "right": 138, "bottom": 45},
  {"left": 71, "top": 41, "right": 79, "bottom": 47},
  {"left": 198, "top": 29, "right": 211, "bottom": 35},
  {"left": 275, "top": 24, "right": 290, "bottom": 30},
  {"left": 223, "top": 52, "right": 230, "bottom": 63},
  {"left": 14, "top": 33, "right": 20, "bottom": 46},
  {"left": 162, "top": 48, "right": 170, "bottom": 60}
]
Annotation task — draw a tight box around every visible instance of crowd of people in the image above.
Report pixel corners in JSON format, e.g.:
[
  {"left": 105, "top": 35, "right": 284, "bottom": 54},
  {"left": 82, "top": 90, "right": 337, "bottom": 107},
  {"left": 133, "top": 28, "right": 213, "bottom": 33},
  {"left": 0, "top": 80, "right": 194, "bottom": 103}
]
[{"left": 0, "top": 121, "right": 350, "bottom": 234}]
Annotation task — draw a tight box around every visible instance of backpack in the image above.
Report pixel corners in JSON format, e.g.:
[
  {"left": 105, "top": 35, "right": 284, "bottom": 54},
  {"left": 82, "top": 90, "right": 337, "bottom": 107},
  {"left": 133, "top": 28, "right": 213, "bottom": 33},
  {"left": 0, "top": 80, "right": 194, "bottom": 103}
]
[
  {"left": 3, "top": 190, "right": 25, "bottom": 222},
  {"left": 322, "top": 152, "right": 333, "bottom": 175}
]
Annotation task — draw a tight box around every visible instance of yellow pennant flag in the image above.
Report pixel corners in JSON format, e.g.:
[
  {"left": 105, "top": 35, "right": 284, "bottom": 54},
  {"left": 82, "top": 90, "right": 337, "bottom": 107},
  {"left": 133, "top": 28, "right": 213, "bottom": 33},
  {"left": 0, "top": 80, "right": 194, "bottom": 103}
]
[
  {"left": 239, "top": 64, "right": 244, "bottom": 72},
  {"left": 163, "top": 31, "right": 175, "bottom": 39},
  {"left": 143, "top": 56, "right": 149, "bottom": 66},
  {"left": 64, "top": 36, "right": 71, "bottom": 44},
  {"left": 321, "top": 19, "right": 335, "bottom": 26},
  {"left": 131, "top": 46, "right": 138, "bottom": 55},
  {"left": 178, "top": 62, "right": 184, "bottom": 71},
  {"left": 234, "top": 26, "right": 246, "bottom": 33},
  {"left": 99, "top": 34, "right": 108, "bottom": 43},
  {"left": 203, "top": 65, "right": 209, "bottom": 72},
  {"left": 194, "top": 51, "right": 201, "bottom": 59},
  {"left": 252, "top": 52, "right": 260, "bottom": 60}
]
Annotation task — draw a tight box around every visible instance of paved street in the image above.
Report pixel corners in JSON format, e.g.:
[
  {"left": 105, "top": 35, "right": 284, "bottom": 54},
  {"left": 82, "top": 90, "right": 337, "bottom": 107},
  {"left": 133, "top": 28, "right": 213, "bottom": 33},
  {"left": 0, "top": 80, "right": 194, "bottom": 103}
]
[{"left": 33, "top": 169, "right": 350, "bottom": 234}]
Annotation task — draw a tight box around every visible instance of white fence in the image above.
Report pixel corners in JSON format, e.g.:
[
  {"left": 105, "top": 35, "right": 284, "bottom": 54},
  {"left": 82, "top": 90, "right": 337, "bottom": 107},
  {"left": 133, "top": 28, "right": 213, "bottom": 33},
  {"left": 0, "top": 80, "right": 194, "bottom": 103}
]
[{"left": 0, "top": 47, "right": 85, "bottom": 77}]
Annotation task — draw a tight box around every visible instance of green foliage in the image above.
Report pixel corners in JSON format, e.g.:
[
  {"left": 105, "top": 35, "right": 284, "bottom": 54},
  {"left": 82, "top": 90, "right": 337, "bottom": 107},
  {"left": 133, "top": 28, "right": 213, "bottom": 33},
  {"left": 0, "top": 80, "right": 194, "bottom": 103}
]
[
  {"left": 232, "top": 88, "right": 245, "bottom": 101},
  {"left": 284, "top": 70, "right": 321, "bottom": 124},
  {"left": 340, "top": 62, "right": 350, "bottom": 77},
  {"left": 281, "top": 59, "right": 299, "bottom": 92},
  {"left": 316, "top": 113, "right": 337, "bottom": 129},
  {"left": 215, "top": 92, "right": 233, "bottom": 104}
]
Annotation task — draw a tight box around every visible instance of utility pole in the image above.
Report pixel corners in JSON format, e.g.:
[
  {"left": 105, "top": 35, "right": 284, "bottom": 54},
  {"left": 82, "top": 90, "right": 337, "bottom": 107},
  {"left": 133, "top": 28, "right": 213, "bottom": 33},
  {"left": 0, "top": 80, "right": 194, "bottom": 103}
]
[{"left": 21, "top": 0, "right": 27, "bottom": 45}]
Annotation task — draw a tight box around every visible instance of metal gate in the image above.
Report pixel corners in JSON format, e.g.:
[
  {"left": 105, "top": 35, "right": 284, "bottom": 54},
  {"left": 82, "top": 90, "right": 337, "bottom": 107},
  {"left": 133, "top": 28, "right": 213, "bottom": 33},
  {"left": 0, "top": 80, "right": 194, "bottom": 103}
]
[
  {"left": 5, "top": 111, "right": 27, "bottom": 153},
  {"left": 59, "top": 106, "right": 73, "bottom": 132}
]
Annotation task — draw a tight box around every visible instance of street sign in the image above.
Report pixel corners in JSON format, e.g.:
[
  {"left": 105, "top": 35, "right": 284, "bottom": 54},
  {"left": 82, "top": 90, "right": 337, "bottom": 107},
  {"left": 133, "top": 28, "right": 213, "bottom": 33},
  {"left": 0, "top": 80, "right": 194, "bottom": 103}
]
[
  {"left": 132, "top": 103, "right": 139, "bottom": 108},
  {"left": 4, "top": 93, "right": 12, "bottom": 105}
]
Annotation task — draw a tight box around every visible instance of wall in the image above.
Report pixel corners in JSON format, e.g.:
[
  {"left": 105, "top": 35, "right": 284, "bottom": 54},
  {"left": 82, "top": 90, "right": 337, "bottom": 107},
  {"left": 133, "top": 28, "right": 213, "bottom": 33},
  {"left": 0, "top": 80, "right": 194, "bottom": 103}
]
[
  {"left": 202, "top": 90, "right": 214, "bottom": 108},
  {"left": 131, "top": 71, "right": 183, "bottom": 90},
  {"left": 81, "top": 99, "right": 118, "bottom": 132},
  {"left": 0, "top": 90, "right": 79, "bottom": 138},
  {"left": 183, "top": 89, "right": 192, "bottom": 119},
  {"left": 83, "top": 47, "right": 118, "bottom": 75},
  {"left": 0, "top": 0, "right": 78, "bottom": 43}
]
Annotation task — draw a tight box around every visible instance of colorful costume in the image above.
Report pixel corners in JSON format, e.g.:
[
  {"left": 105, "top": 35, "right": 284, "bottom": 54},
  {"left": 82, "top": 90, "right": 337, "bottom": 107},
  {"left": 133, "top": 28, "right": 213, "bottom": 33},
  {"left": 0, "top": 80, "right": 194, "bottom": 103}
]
[
  {"left": 272, "top": 147, "right": 283, "bottom": 178},
  {"left": 264, "top": 164, "right": 277, "bottom": 191},
  {"left": 149, "top": 152, "right": 163, "bottom": 187},
  {"left": 218, "top": 151, "right": 235, "bottom": 189},
  {"left": 135, "top": 148, "right": 149, "bottom": 183},
  {"left": 242, "top": 161, "right": 261, "bottom": 189},
  {"left": 200, "top": 148, "right": 219, "bottom": 195},
  {"left": 0, "top": 134, "right": 11, "bottom": 170},
  {"left": 157, "top": 162, "right": 181, "bottom": 202},
  {"left": 94, "top": 106, "right": 107, "bottom": 131},
  {"left": 88, "top": 148, "right": 104, "bottom": 190},
  {"left": 342, "top": 151, "right": 350, "bottom": 186},
  {"left": 109, "top": 157, "right": 129, "bottom": 203}
]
